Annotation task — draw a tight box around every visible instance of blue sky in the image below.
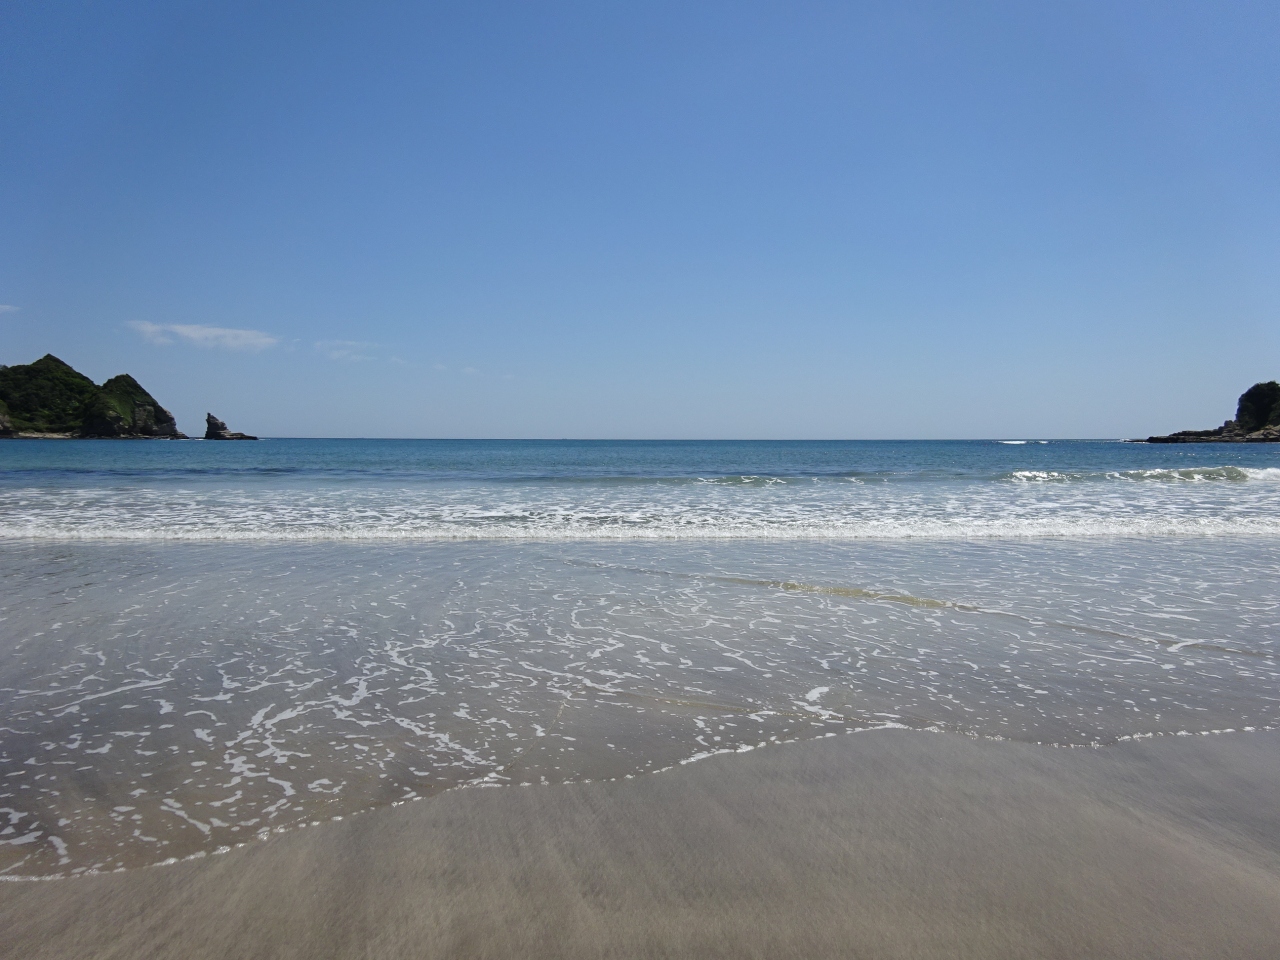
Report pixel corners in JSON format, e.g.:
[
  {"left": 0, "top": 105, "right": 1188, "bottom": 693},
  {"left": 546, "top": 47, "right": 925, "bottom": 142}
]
[{"left": 2, "top": 1, "right": 1278, "bottom": 438}]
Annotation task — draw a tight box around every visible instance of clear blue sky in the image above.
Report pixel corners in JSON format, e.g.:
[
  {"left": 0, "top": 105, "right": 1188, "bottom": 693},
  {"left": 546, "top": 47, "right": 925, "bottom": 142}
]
[{"left": 2, "top": 1, "right": 1278, "bottom": 438}]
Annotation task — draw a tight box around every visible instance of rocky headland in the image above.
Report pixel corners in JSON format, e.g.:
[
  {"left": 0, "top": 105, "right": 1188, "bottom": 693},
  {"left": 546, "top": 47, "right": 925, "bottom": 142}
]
[
  {"left": 1138, "top": 381, "right": 1280, "bottom": 443},
  {"left": 0, "top": 355, "right": 186, "bottom": 439},
  {"left": 0, "top": 355, "right": 262, "bottom": 441}
]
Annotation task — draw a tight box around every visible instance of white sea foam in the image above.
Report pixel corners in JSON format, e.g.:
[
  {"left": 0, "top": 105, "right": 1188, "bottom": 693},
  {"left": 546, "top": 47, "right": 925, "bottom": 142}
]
[
  {"left": 1006, "top": 466, "right": 1275, "bottom": 483},
  {"left": 1, "top": 517, "right": 1276, "bottom": 541},
  {"left": 0, "top": 471, "right": 1277, "bottom": 542},
  {"left": 2, "top": 536, "right": 1278, "bottom": 877}
]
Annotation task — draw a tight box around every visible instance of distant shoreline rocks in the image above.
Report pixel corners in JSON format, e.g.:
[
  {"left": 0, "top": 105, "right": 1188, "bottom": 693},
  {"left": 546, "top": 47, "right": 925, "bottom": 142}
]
[
  {"left": 0, "top": 353, "right": 256, "bottom": 440},
  {"left": 0, "top": 354, "right": 186, "bottom": 439},
  {"left": 204, "top": 413, "right": 257, "bottom": 440},
  {"left": 1135, "top": 381, "right": 1280, "bottom": 443}
]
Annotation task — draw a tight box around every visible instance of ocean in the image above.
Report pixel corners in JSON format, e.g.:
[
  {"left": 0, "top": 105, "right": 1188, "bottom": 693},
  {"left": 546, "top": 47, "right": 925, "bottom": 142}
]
[{"left": 2, "top": 438, "right": 1278, "bottom": 877}]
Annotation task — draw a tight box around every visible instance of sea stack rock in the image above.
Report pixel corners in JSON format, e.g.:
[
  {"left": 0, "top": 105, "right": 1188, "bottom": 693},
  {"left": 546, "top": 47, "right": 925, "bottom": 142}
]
[
  {"left": 205, "top": 413, "right": 257, "bottom": 440},
  {"left": 1141, "top": 381, "right": 1280, "bottom": 443}
]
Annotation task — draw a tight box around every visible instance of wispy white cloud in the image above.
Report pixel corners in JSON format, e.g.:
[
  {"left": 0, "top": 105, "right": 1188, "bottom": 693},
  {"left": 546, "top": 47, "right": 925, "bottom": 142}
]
[
  {"left": 430, "top": 362, "right": 487, "bottom": 375},
  {"left": 315, "top": 340, "right": 377, "bottom": 362},
  {"left": 128, "top": 321, "right": 279, "bottom": 351},
  {"left": 0, "top": 305, "right": 19, "bottom": 314}
]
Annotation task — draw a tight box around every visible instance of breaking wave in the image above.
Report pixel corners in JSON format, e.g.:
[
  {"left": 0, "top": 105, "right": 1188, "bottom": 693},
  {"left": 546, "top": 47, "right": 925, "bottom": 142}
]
[
  {"left": 2, "top": 442, "right": 1277, "bottom": 542},
  {"left": 1, "top": 478, "right": 1277, "bottom": 541}
]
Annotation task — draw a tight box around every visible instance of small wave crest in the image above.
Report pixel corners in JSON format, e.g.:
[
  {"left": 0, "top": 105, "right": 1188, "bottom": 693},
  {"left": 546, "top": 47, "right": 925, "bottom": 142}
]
[
  {"left": 1005, "top": 466, "right": 1268, "bottom": 484},
  {"left": 1243, "top": 467, "right": 1280, "bottom": 481},
  {"left": 3, "top": 516, "right": 1278, "bottom": 542},
  {"left": 4, "top": 460, "right": 1279, "bottom": 543}
]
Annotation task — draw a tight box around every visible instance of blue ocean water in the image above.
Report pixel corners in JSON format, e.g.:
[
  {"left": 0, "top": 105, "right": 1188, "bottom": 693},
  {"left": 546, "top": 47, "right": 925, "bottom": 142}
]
[
  {"left": 1, "top": 438, "right": 1278, "bottom": 539},
  {"left": 2, "top": 439, "right": 1279, "bottom": 877}
]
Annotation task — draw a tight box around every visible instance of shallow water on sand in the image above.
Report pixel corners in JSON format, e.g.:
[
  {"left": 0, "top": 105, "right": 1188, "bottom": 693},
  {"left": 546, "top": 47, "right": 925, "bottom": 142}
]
[{"left": 2, "top": 538, "right": 1277, "bottom": 877}]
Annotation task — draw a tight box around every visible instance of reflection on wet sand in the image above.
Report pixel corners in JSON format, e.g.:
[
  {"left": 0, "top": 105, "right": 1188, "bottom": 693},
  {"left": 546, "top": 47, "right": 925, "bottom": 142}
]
[{"left": 2, "top": 538, "right": 1278, "bottom": 877}]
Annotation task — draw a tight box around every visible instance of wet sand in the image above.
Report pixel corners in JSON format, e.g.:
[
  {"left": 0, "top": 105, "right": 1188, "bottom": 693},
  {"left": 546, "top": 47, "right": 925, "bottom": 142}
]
[{"left": 3, "top": 728, "right": 1280, "bottom": 960}]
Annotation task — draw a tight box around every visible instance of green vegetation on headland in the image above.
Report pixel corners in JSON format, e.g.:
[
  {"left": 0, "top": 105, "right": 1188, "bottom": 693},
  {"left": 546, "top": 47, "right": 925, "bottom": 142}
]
[
  {"left": 1141, "top": 381, "right": 1280, "bottom": 443},
  {"left": 0, "top": 354, "right": 185, "bottom": 438}
]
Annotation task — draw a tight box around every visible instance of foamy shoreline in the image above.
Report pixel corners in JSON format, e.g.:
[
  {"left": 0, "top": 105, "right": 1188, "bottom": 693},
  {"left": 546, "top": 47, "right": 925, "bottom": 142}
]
[{"left": 3, "top": 727, "right": 1279, "bottom": 959}]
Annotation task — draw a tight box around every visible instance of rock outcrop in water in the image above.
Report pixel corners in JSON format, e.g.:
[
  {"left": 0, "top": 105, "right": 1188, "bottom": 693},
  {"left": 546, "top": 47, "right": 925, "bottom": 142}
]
[
  {"left": 0, "top": 354, "right": 187, "bottom": 438},
  {"left": 1140, "top": 381, "right": 1280, "bottom": 443},
  {"left": 204, "top": 412, "right": 257, "bottom": 440}
]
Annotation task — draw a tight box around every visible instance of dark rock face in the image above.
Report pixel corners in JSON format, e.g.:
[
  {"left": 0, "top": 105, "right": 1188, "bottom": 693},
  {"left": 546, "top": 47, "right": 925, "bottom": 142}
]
[
  {"left": 204, "top": 413, "right": 257, "bottom": 440},
  {"left": 0, "top": 355, "right": 187, "bottom": 438},
  {"left": 82, "top": 375, "right": 184, "bottom": 438},
  {"left": 1235, "top": 381, "right": 1280, "bottom": 433},
  {"left": 1142, "top": 381, "right": 1280, "bottom": 443}
]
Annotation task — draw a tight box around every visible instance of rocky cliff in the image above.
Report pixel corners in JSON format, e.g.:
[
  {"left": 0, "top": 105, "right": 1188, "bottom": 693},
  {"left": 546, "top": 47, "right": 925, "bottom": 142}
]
[
  {"left": 0, "top": 354, "right": 187, "bottom": 438},
  {"left": 83, "top": 374, "right": 185, "bottom": 438},
  {"left": 1142, "top": 381, "right": 1280, "bottom": 443}
]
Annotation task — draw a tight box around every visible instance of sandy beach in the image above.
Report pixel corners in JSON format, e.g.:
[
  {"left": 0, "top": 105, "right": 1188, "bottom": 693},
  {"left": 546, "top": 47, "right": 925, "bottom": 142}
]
[{"left": 4, "top": 727, "right": 1279, "bottom": 959}]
